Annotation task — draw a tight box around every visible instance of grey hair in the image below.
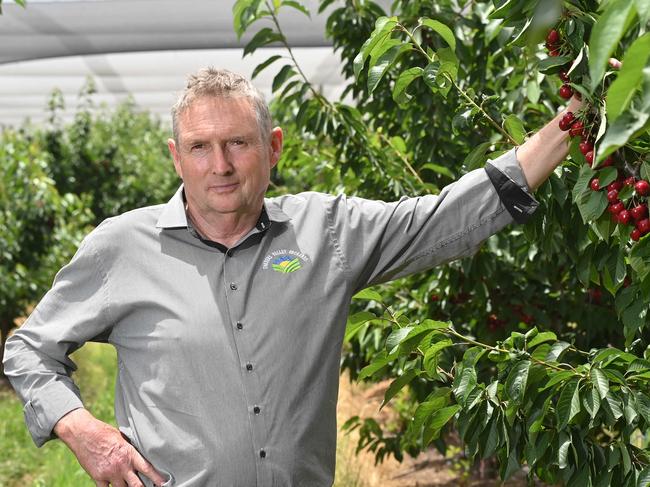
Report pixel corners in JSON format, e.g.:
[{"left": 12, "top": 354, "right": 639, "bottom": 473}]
[{"left": 171, "top": 67, "right": 272, "bottom": 144}]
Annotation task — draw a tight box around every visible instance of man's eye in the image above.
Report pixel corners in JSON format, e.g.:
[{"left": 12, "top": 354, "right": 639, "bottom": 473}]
[
  {"left": 190, "top": 143, "right": 205, "bottom": 151},
  {"left": 231, "top": 139, "right": 245, "bottom": 146}
]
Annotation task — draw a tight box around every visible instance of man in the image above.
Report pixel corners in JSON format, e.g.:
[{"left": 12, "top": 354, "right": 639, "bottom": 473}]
[{"left": 4, "top": 67, "right": 579, "bottom": 486}]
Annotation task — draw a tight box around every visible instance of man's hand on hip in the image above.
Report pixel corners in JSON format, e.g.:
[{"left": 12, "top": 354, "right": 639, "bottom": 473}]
[{"left": 54, "top": 408, "right": 166, "bottom": 487}]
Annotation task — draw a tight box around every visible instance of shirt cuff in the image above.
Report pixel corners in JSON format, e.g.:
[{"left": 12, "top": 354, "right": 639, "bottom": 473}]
[
  {"left": 484, "top": 148, "right": 539, "bottom": 225},
  {"left": 23, "top": 380, "right": 84, "bottom": 447}
]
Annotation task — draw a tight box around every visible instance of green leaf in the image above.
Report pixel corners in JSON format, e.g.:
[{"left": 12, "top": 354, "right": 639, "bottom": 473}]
[
  {"left": 420, "top": 163, "right": 454, "bottom": 178},
  {"left": 358, "top": 351, "right": 397, "bottom": 380},
  {"left": 419, "top": 17, "right": 456, "bottom": 51},
  {"left": 345, "top": 311, "right": 377, "bottom": 342},
  {"left": 556, "top": 378, "right": 581, "bottom": 429},
  {"left": 607, "top": 33, "right": 650, "bottom": 122},
  {"left": 281, "top": 0, "right": 310, "bottom": 17},
  {"left": 251, "top": 55, "right": 283, "bottom": 79},
  {"left": 503, "top": 114, "right": 526, "bottom": 145},
  {"left": 583, "top": 386, "right": 601, "bottom": 419},
  {"left": 423, "top": 339, "right": 453, "bottom": 377},
  {"left": 577, "top": 188, "right": 608, "bottom": 223},
  {"left": 367, "top": 43, "right": 410, "bottom": 94},
  {"left": 463, "top": 142, "right": 492, "bottom": 170},
  {"left": 392, "top": 67, "right": 423, "bottom": 105},
  {"left": 353, "top": 16, "right": 398, "bottom": 78},
  {"left": 591, "top": 368, "right": 610, "bottom": 400},
  {"left": 597, "top": 108, "right": 650, "bottom": 163},
  {"left": 423, "top": 404, "right": 461, "bottom": 444},
  {"left": 381, "top": 369, "right": 419, "bottom": 409},
  {"left": 352, "top": 288, "right": 383, "bottom": 301},
  {"left": 505, "top": 360, "right": 531, "bottom": 403},
  {"left": 453, "top": 366, "right": 477, "bottom": 405},
  {"left": 588, "top": 0, "right": 636, "bottom": 92},
  {"left": 243, "top": 27, "right": 284, "bottom": 57},
  {"left": 271, "top": 64, "right": 297, "bottom": 93},
  {"left": 546, "top": 341, "right": 571, "bottom": 362},
  {"left": 538, "top": 56, "right": 573, "bottom": 73},
  {"left": 386, "top": 326, "right": 413, "bottom": 353},
  {"left": 527, "top": 331, "right": 557, "bottom": 349},
  {"left": 558, "top": 431, "right": 571, "bottom": 469}
]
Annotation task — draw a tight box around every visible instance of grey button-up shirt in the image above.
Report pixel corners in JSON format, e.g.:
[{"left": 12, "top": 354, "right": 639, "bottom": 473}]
[{"left": 4, "top": 149, "right": 537, "bottom": 486}]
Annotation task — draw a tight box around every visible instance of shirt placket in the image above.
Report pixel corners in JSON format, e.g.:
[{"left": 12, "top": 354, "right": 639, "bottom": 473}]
[{"left": 222, "top": 244, "right": 270, "bottom": 486}]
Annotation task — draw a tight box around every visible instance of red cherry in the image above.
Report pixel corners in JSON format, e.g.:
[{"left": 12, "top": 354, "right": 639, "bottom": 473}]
[
  {"left": 590, "top": 178, "right": 600, "bottom": 191},
  {"left": 559, "top": 84, "right": 573, "bottom": 99},
  {"left": 607, "top": 180, "right": 623, "bottom": 192},
  {"left": 569, "top": 121, "right": 585, "bottom": 138},
  {"left": 579, "top": 140, "right": 594, "bottom": 155},
  {"left": 631, "top": 204, "right": 649, "bottom": 221},
  {"left": 585, "top": 151, "right": 594, "bottom": 166},
  {"left": 635, "top": 180, "right": 650, "bottom": 196},
  {"left": 624, "top": 177, "right": 637, "bottom": 186},
  {"left": 559, "top": 71, "right": 569, "bottom": 82},
  {"left": 549, "top": 49, "right": 561, "bottom": 57},
  {"left": 609, "top": 201, "right": 624, "bottom": 213},
  {"left": 618, "top": 210, "right": 631, "bottom": 224},
  {"left": 631, "top": 228, "right": 642, "bottom": 241},
  {"left": 559, "top": 118, "right": 572, "bottom": 131},
  {"left": 607, "top": 190, "right": 619, "bottom": 202},
  {"left": 637, "top": 219, "right": 650, "bottom": 235},
  {"left": 547, "top": 29, "right": 560, "bottom": 45}
]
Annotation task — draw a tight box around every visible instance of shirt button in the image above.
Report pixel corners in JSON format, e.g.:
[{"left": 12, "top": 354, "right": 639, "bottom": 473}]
[
  {"left": 259, "top": 449, "right": 266, "bottom": 458},
  {"left": 253, "top": 406, "right": 261, "bottom": 414},
  {"left": 236, "top": 322, "right": 243, "bottom": 330},
  {"left": 246, "top": 363, "right": 253, "bottom": 371},
  {"left": 230, "top": 282, "right": 238, "bottom": 291}
]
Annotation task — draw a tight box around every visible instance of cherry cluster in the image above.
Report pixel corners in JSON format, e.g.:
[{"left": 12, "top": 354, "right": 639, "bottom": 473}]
[
  {"left": 590, "top": 174, "right": 650, "bottom": 241},
  {"left": 545, "top": 29, "right": 574, "bottom": 100}
]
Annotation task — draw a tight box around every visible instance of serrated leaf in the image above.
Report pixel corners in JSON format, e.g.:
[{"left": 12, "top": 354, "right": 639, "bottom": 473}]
[
  {"left": 546, "top": 341, "right": 571, "bottom": 362},
  {"left": 583, "top": 386, "right": 601, "bottom": 419},
  {"left": 527, "top": 331, "right": 557, "bottom": 349},
  {"left": 345, "top": 311, "right": 377, "bottom": 342},
  {"left": 577, "top": 187, "right": 608, "bottom": 223},
  {"left": 386, "top": 326, "right": 413, "bottom": 353},
  {"left": 558, "top": 431, "right": 571, "bottom": 468},
  {"left": 243, "top": 27, "right": 284, "bottom": 57},
  {"left": 607, "top": 33, "right": 650, "bottom": 122},
  {"left": 463, "top": 142, "right": 492, "bottom": 171},
  {"left": 453, "top": 366, "right": 477, "bottom": 405},
  {"left": 381, "top": 369, "right": 419, "bottom": 409},
  {"left": 352, "top": 288, "right": 383, "bottom": 301},
  {"left": 367, "top": 43, "right": 410, "bottom": 94},
  {"left": 591, "top": 368, "right": 610, "bottom": 400},
  {"left": 353, "top": 16, "right": 398, "bottom": 78},
  {"left": 538, "top": 56, "right": 574, "bottom": 73},
  {"left": 503, "top": 114, "right": 526, "bottom": 145},
  {"left": 505, "top": 360, "right": 531, "bottom": 403},
  {"left": 251, "top": 55, "right": 283, "bottom": 79},
  {"left": 557, "top": 378, "right": 581, "bottom": 429},
  {"left": 281, "top": 0, "right": 310, "bottom": 17},
  {"left": 588, "top": 0, "right": 636, "bottom": 92},
  {"left": 419, "top": 17, "right": 456, "bottom": 51},
  {"left": 271, "top": 64, "right": 296, "bottom": 93},
  {"left": 358, "top": 351, "right": 397, "bottom": 380},
  {"left": 392, "top": 67, "right": 423, "bottom": 105}
]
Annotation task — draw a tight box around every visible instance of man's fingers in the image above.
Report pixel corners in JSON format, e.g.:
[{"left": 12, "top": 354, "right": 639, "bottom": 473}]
[
  {"left": 609, "top": 57, "right": 622, "bottom": 69},
  {"left": 131, "top": 450, "right": 167, "bottom": 486},
  {"left": 124, "top": 471, "right": 145, "bottom": 487}
]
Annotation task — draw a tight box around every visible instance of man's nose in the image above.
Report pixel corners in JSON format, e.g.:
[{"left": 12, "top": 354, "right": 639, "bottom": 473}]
[{"left": 210, "top": 146, "right": 233, "bottom": 175}]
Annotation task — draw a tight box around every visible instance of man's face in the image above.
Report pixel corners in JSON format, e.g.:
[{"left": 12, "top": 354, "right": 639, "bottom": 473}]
[{"left": 168, "top": 96, "right": 282, "bottom": 221}]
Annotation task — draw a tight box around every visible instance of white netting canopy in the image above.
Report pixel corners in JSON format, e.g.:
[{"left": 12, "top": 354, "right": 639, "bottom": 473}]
[{"left": 0, "top": 0, "right": 356, "bottom": 127}]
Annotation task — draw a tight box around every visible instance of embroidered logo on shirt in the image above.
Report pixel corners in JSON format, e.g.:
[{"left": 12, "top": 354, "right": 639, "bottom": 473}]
[{"left": 262, "top": 249, "right": 310, "bottom": 274}]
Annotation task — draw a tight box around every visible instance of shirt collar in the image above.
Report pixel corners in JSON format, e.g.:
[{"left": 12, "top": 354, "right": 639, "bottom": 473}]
[{"left": 155, "top": 184, "right": 292, "bottom": 230}]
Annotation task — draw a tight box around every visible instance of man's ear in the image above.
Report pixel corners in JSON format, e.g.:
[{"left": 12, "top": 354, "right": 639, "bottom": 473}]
[
  {"left": 168, "top": 138, "right": 183, "bottom": 179},
  {"left": 269, "top": 127, "right": 283, "bottom": 169}
]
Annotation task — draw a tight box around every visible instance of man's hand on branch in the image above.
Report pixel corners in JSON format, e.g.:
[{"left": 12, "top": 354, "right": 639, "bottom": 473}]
[{"left": 54, "top": 408, "right": 166, "bottom": 487}]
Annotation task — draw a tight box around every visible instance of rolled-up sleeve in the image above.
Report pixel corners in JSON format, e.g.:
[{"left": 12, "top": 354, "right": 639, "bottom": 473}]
[
  {"left": 325, "top": 148, "right": 538, "bottom": 291},
  {"left": 3, "top": 232, "right": 113, "bottom": 446}
]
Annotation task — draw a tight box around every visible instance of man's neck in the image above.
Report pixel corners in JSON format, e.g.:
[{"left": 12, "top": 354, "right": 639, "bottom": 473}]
[{"left": 185, "top": 203, "right": 261, "bottom": 249}]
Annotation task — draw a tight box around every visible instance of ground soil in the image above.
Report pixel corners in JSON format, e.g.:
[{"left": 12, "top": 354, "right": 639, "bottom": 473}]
[{"left": 336, "top": 373, "right": 549, "bottom": 487}]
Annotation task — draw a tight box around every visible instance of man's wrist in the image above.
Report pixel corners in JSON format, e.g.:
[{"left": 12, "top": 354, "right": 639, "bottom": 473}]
[{"left": 53, "top": 407, "right": 88, "bottom": 443}]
